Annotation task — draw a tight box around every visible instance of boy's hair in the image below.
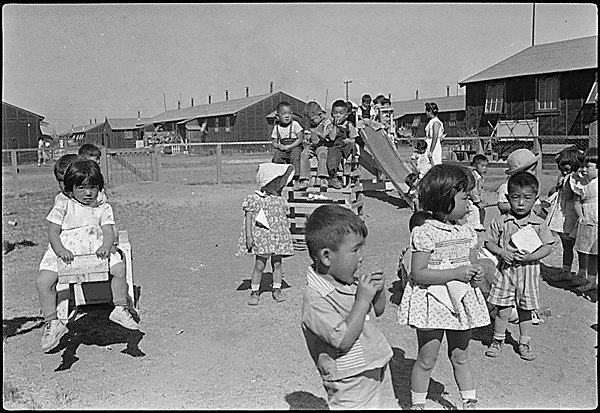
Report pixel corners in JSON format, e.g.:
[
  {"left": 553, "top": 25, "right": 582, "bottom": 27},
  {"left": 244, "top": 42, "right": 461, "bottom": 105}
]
[
  {"left": 304, "top": 101, "right": 323, "bottom": 118},
  {"left": 507, "top": 171, "right": 539, "bottom": 194},
  {"left": 583, "top": 147, "right": 598, "bottom": 166},
  {"left": 78, "top": 143, "right": 101, "bottom": 159},
  {"left": 361, "top": 94, "right": 372, "bottom": 103},
  {"left": 380, "top": 98, "right": 391, "bottom": 106},
  {"left": 405, "top": 172, "right": 418, "bottom": 188},
  {"left": 276, "top": 101, "right": 291, "bottom": 112},
  {"left": 54, "top": 153, "right": 83, "bottom": 181},
  {"left": 409, "top": 211, "right": 433, "bottom": 232},
  {"left": 63, "top": 159, "right": 105, "bottom": 193},
  {"left": 373, "top": 95, "right": 386, "bottom": 105},
  {"left": 425, "top": 101, "right": 439, "bottom": 116},
  {"left": 415, "top": 139, "right": 428, "bottom": 152},
  {"left": 305, "top": 204, "right": 367, "bottom": 263},
  {"left": 331, "top": 99, "right": 348, "bottom": 112},
  {"left": 555, "top": 146, "right": 583, "bottom": 170},
  {"left": 472, "top": 154, "right": 489, "bottom": 166},
  {"left": 418, "top": 164, "right": 475, "bottom": 218}
]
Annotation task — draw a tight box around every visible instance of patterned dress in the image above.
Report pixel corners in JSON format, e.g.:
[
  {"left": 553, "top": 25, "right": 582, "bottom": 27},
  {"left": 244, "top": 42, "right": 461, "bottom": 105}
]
[
  {"left": 545, "top": 173, "right": 579, "bottom": 237},
  {"left": 236, "top": 190, "right": 294, "bottom": 257},
  {"left": 397, "top": 220, "right": 490, "bottom": 330},
  {"left": 572, "top": 176, "right": 598, "bottom": 255}
]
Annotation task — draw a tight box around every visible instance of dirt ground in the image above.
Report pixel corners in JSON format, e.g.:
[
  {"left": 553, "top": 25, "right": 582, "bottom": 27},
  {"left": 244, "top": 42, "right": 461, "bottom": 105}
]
[{"left": 2, "top": 172, "right": 598, "bottom": 409}]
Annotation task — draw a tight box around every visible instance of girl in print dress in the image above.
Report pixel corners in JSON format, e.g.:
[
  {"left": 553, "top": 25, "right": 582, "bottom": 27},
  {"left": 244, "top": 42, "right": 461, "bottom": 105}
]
[
  {"left": 571, "top": 147, "right": 598, "bottom": 293},
  {"left": 237, "top": 163, "right": 295, "bottom": 305},
  {"left": 397, "top": 164, "right": 490, "bottom": 410}
]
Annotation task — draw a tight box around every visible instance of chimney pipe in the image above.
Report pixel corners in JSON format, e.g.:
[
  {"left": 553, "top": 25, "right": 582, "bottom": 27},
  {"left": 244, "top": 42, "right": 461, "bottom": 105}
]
[
  {"left": 446, "top": 85, "right": 450, "bottom": 97},
  {"left": 90, "top": 119, "right": 92, "bottom": 124},
  {"left": 225, "top": 89, "right": 229, "bottom": 101},
  {"left": 270, "top": 82, "right": 273, "bottom": 93},
  {"left": 388, "top": 93, "right": 391, "bottom": 101},
  {"left": 416, "top": 90, "right": 419, "bottom": 100},
  {"left": 208, "top": 94, "right": 212, "bottom": 104},
  {"left": 178, "top": 100, "right": 181, "bottom": 110},
  {"left": 245, "top": 87, "right": 249, "bottom": 97},
  {"left": 191, "top": 98, "right": 194, "bottom": 107},
  {"left": 137, "top": 110, "right": 141, "bottom": 119},
  {"left": 95, "top": 118, "right": 97, "bottom": 124}
]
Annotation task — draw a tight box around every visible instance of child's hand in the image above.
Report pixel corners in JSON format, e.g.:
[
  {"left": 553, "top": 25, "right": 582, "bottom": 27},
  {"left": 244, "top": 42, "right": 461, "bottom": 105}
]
[
  {"left": 246, "top": 237, "right": 254, "bottom": 252},
  {"left": 96, "top": 245, "right": 110, "bottom": 260},
  {"left": 56, "top": 248, "right": 74, "bottom": 264},
  {"left": 454, "top": 265, "right": 480, "bottom": 283},
  {"left": 498, "top": 250, "right": 515, "bottom": 265},
  {"left": 273, "top": 142, "right": 281, "bottom": 150},
  {"left": 109, "top": 244, "right": 118, "bottom": 255},
  {"left": 470, "top": 265, "right": 484, "bottom": 286},
  {"left": 356, "top": 273, "right": 378, "bottom": 304},
  {"left": 556, "top": 175, "right": 564, "bottom": 189},
  {"left": 369, "top": 268, "right": 385, "bottom": 292},
  {"left": 514, "top": 252, "right": 533, "bottom": 262}
]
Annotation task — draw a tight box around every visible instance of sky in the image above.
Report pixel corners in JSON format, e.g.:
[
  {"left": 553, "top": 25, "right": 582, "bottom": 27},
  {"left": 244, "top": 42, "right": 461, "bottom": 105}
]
[{"left": 2, "top": 3, "right": 598, "bottom": 136}]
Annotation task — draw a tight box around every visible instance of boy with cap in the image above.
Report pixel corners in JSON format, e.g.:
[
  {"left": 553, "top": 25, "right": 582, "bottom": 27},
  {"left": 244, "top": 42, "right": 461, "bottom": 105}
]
[{"left": 497, "top": 149, "right": 542, "bottom": 215}]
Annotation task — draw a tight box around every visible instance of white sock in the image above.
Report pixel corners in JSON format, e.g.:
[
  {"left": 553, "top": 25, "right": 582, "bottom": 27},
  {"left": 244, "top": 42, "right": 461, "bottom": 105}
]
[
  {"left": 251, "top": 284, "right": 260, "bottom": 292},
  {"left": 272, "top": 283, "right": 281, "bottom": 290},
  {"left": 460, "top": 389, "right": 476, "bottom": 402},
  {"left": 411, "top": 390, "right": 427, "bottom": 405}
]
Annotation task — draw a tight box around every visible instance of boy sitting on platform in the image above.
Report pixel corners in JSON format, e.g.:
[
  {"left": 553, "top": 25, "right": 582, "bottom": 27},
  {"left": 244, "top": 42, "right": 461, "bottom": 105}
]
[
  {"left": 323, "top": 99, "right": 359, "bottom": 190},
  {"left": 297, "top": 101, "right": 329, "bottom": 190}
]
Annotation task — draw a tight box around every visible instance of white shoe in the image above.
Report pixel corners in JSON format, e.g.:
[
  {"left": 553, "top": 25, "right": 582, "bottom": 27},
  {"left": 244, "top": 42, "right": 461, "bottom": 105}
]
[
  {"left": 109, "top": 306, "right": 139, "bottom": 330},
  {"left": 41, "top": 319, "right": 68, "bottom": 352}
]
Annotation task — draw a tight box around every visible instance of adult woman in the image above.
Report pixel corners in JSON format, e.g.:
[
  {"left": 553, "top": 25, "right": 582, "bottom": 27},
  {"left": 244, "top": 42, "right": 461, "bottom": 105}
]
[{"left": 424, "top": 102, "right": 444, "bottom": 166}]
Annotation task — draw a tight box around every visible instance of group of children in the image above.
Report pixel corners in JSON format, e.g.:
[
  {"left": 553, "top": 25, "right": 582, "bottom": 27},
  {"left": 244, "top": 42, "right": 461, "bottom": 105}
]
[
  {"left": 36, "top": 144, "right": 139, "bottom": 353},
  {"left": 235, "top": 138, "right": 597, "bottom": 409},
  {"left": 270, "top": 94, "right": 394, "bottom": 191}
]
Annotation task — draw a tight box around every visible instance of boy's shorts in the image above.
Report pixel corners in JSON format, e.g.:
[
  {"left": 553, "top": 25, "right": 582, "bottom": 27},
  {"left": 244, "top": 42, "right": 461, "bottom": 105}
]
[
  {"left": 487, "top": 263, "right": 540, "bottom": 310},
  {"left": 323, "top": 364, "right": 391, "bottom": 410}
]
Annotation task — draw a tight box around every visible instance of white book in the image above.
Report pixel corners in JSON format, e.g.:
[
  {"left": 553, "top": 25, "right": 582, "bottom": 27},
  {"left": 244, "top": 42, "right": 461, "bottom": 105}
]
[{"left": 511, "top": 225, "right": 543, "bottom": 254}]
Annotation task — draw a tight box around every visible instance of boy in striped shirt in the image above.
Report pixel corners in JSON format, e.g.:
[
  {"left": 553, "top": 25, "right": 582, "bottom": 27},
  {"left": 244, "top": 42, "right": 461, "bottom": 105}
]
[
  {"left": 301, "top": 205, "right": 393, "bottom": 409},
  {"left": 484, "top": 172, "right": 554, "bottom": 361}
]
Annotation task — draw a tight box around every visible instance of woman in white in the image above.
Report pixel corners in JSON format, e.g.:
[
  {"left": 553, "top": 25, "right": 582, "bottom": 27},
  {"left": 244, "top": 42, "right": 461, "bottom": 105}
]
[{"left": 424, "top": 102, "right": 444, "bottom": 165}]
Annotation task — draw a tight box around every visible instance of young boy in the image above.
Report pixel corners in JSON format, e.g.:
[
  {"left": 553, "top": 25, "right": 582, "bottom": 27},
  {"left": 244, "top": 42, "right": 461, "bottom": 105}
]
[
  {"left": 404, "top": 172, "right": 419, "bottom": 211},
  {"left": 484, "top": 172, "right": 554, "bottom": 361},
  {"left": 302, "top": 204, "right": 393, "bottom": 409},
  {"left": 410, "top": 139, "right": 433, "bottom": 179},
  {"left": 497, "top": 149, "right": 541, "bottom": 215},
  {"left": 357, "top": 94, "right": 377, "bottom": 127},
  {"left": 297, "top": 101, "right": 329, "bottom": 190},
  {"left": 323, "top": 100, "right": 359, "bottom": 189},
  {"left": 271, "top": 101, "right": 304, "bottom": 185},
  {"left": 469, "top": 154, "right": 489, "bottom": 227}
]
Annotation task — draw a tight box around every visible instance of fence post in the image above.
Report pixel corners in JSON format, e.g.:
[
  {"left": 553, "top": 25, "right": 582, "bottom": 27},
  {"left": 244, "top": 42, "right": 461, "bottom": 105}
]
[
  {"left": 216, "top": 144, "right": 223, "bottom": 185},
  {"left": 11, "top": 150, "right": 19, "bottom": 198},
  {"left": 153, "top": 148, "right": 162, "bottom": 182},
  {"left": 476, "top": 137, "right": 484, "bottom": 154},
  {"left": 533, "top": 137, "right": 542, "bottom": 174},
  {"left": 100, "top": 146, "right": 109, "bottom": 185}
]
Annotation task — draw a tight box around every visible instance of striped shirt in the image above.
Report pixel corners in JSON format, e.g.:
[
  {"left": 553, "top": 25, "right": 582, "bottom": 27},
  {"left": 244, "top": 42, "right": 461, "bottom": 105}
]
[{"left": 301, "top": 265, "right": 393, "bottom": 381}]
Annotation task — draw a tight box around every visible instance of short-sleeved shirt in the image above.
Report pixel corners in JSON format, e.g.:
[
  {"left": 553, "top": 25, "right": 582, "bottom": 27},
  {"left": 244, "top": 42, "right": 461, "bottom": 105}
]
[
  {"left": 271, "top": 120, "right": 303, "bottom": 146},
  {"left": 469, "top": 169, "right": 484, "bottom": 205},
  {"left": 323, "top": 120, "right": 359, "bottom": 147},
  {"left": 301, "top": 265, "right": 393, "bottom": 382},
  {"left": 485, "top": 211, "right": 554, "bottom": 255}
]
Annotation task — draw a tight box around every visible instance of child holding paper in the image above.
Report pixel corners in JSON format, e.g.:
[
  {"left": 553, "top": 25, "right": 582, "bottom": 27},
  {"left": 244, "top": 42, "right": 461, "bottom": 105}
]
[{"left": 484, "top": 172, "right": 554, "bottom": 361}]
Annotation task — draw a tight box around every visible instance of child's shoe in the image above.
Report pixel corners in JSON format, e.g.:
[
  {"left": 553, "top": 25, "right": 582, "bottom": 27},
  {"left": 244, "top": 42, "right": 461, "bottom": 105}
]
[
  {"left": 553, "top": 269, "right": 572, "bottom": 281},
  {"left": 41, "top": 319, "right": 68, "bottom": 352},
  {"left": 531, "top": 310, "right": 544, "bottom": 325},
  {"left": 272, "top": 288, "right": 287, "bottom": 302},
  {"left": 329, "top": 178, "right": 343, "bottom": 189},
  {"left": 109, "top": 306, "right": 140, "bottom": 330},
  {"left": 320, "top": 178, "right": 329, "bottom": 190},
  {"left": 462, "top": 399, "right": 478, "bottom": 410},
  {"left": 571, "top": 274, "right": 587, "bottom": 288},
  {"left": 409, "top": 404, "right": 425, "bottom": 410},
  {"left": 485, "top": 339, "right": 503, "bottom": 357},
  {"left": 518, "top": 342, "right": 536, "bottom": 361},
  {"left": 248, "top": 291, "right": 260, "bottom": 306}
]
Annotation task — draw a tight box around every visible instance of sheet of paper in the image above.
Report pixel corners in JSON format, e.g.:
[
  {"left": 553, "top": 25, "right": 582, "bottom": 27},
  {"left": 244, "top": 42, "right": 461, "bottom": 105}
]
[
  {"left": 510, "top": 225, "right": 543, "bottom": 254},
  {"left": 255, "top": 208, "right": 270, "bottom": 230}
]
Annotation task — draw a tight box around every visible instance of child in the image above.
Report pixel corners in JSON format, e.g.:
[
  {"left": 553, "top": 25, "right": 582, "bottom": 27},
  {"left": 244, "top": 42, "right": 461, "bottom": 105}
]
[
  {"left": 545, "top": 147, "right": 584, "bottom": 282},
  {"left": 469, "top": 154, "right": 489, "bottom": 227},
  {"left": 357, "top": 93, "right": 377, "bottom": 126},
  {"left": 484, "top": 172, "right": 554, "bottom": 361},
  {"left": 297, "top": 101, "right": 329, "bottom": 190},
  {"left": 404, "top": 172, "right": 419, "bottom": 211},
  {"left": 410, "top": 139, "right": 433, "bottom": 179},
  {"left": 323, "top": 99, "right": 359, "bottom": 190},
  {"left": 397, "top": 164, "right": 490, "bottom": 410},
  {"left": 497, "top": 149, "right": 541, "bottom": 214},
  {"left": 36, "top": 159, "right": 139, "bottom": 352},
  {"left": 236, "top": 163, "right": 295, "bottom": 305},
  {"left": 571, "top": 147, "right": 598, "bottom": 292},
  {"left": 271, "top": 102, "right": 304, "bottom": 186},
  {"left": 301, "top": 204, "right": 393, "bottom": 409},
  {"left": 53, "top": 153, "right": 84, "bottom": 200},
  {"left": 398, "top": 211, "right": 433, "bottom": 296}
]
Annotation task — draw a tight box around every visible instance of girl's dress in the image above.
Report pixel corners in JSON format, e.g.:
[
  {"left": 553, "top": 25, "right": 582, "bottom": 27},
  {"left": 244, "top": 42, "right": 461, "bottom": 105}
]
[
  {"left": 397, "top": 220, "right": 490, "bottom": 330},
  {"left": 236, "top": 190, "right": 294, "bottom": 257},
  {"left": 424, "top": 117, "right": 444, "bottom": 166},
  {"left": 572, "top": 176, "right": 598, "bottom": 255},
  {"left": 545, "top": 173, "right": 579, "bottom": 237},
  {"left": 39, "top": 196, "right": 122, "bottom": 272}
]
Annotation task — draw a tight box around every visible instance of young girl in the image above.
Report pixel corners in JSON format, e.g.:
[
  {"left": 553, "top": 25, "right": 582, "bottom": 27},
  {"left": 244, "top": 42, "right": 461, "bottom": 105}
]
[
  {"left": 397, "top": 164, "right": 490, "bottom": 410},
  {"left": 237, "top": 163, "right": 295, "bottom": 305},
  {"left": 36, "top": 159, "right": 139, "bottom": 353},
  {"left": 571, "top": 147, "right": 598, "bottom": 293},
  {"left": 545, "top": 147, "right": 584, "bottom": 281}
]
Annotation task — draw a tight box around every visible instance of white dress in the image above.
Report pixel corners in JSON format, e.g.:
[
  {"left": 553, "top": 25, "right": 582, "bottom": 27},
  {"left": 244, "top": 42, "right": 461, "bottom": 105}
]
[{"left": 424, "top": 117, "right": 444, "bottom": 165}]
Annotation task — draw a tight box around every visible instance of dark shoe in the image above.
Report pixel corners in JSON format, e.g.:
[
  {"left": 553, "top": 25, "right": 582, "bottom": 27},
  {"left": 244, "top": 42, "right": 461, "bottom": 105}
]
[
  {"left": 297, "top": 180, "right": 309, "bottom": 190},
  {"left": 248, "top": 291, "right": 259, "bottom": 306},
  {"left": 272, "top": 288, "right": 287, "bottom": 302},
  {"left": 485, "top": 339, "right": 503, "bottom": 357},
  {"left": 463, "top": 399, "right": 478, "bottom": 410},
  {"left": 518, "top": 342, "right": 536, "bottom": 361},
  {"left": 571, "top": 275, "right": 587, "bottom": 287},
  {"left": 410, "top": 404, "right": 425, "bottom": 410},
  {"left": 329, "top": 178, "right": 342, "bottom": 189}
]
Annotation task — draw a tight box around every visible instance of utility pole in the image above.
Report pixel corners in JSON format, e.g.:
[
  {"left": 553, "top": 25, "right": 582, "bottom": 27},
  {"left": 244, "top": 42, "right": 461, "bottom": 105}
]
[
  {"left": 343, "top": 80, "right": 353, "bottom": 101},
  {"left": 532, "top": 3, "right": 535, "bottom": 46},
  {"left": 163, "top": 92, "right": 167, "bottom": 111}
]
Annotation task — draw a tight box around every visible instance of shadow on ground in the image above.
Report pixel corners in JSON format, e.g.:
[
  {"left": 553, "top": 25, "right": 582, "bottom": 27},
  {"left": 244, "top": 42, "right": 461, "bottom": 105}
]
[
  {"left": 285, "top": 391, "right": 329, "bottom": 410},
  {"left": 541, "top": 263, "right": 597, "bottom": 303},
  {"left": 3, "top": 316, "right": 45, "bottom": 341},
  {"left": 363, "top": 190, "right": 409, "bottom": 209},
  {"left": 46, "top": 304, "right": 146, "bottom": 372},
  {"left": 236, "top": 272, "right": 291, "bottom": 293}
]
